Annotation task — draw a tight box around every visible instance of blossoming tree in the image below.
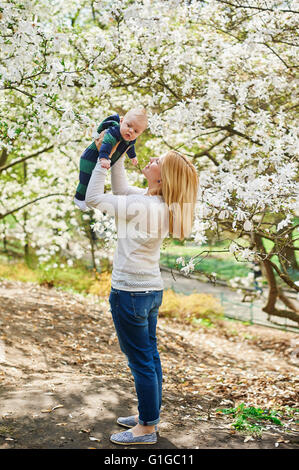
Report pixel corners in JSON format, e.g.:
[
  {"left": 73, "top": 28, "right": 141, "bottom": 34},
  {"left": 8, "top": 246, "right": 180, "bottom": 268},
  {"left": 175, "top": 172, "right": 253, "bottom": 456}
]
[{"left": 0, "top": 0, "right": 298, "bottom": 322}]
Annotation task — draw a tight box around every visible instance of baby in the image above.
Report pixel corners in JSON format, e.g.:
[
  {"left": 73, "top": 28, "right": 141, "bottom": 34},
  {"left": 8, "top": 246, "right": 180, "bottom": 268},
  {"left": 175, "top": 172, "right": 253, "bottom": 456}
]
[{"left": 74, "top": 107, "right": 148, "bottom": 211}]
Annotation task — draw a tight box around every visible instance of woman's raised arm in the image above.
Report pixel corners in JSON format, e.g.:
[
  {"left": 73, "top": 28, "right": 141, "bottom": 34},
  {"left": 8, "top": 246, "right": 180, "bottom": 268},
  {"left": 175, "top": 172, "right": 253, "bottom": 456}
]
[
  {"left": 85, "top": 160, "right": 149, "bottom": 222},
  {"left": 111, "top": 155, "right": 147, "bottom": 196},
  {"left": 94, "top": 133, "right": 145, "bottom": 196}
]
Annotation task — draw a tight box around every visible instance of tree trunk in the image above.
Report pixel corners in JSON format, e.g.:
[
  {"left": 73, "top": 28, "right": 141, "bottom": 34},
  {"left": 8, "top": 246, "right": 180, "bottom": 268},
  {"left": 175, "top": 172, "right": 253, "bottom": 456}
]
[
  {"left": 282, "top": 245, "right": 299, "bottom": 272},
  {"left": 3, "top": 233, "right": 7, "bottom": 253},
  {"left": 23, "top": 210, "right": 30, "bottom": 266},
  {"left": 0, "top": 148, "right": 8, "bottom": 167},
  {"left": 254, "top": 233, "right": 299, "bottom": 325},
  {"left": 23, "top": 162, "right": 30, "bottom": 266},
  {"left": 84, "top": 216, "right": 97, "bottom": 271},
  {"left": 275, "top": 214, "right": 299, "bottom": 272},
  {"left": 89, "top": 229, "right": 97, "bottom": 271}
]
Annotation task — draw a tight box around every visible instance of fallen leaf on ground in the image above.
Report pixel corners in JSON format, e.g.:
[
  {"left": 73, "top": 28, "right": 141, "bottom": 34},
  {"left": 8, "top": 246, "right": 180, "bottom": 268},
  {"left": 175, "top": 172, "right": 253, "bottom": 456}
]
[
  {"left": 41, "top": 404, "right": 64, "bottom": 413},
  {"left": 89, "top": 436, "right": 101, "bottom": 442}
]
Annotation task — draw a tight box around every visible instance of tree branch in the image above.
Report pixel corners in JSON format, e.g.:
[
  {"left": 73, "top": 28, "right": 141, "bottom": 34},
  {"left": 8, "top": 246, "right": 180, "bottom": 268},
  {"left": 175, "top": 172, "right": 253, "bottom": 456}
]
[
  {"left": 193, "top": 134, "right": 231, "bottom": 165},
  {"left": 216, "top": 1, "right": 299, "bottom": 14},
  {"left": 262, "top": 42, "right": 298, "bottom": 69},
  {"left": 266, "top": 258, "right": 299, "bottom": 291},
  {"left": 217, "top": 125, "right": 262, "bottom": 146},
  {"left": 3, "top": 86, "right": 64, "bottom": 115},
  {"left": 0, "top": 193, "right": 69, "bottom": 220},
  {"left": 262, "top": 305, "right": 299, "bottom": 324},
  {"left": 277, "top": 287, "right": 299, "bottom": 314},
  {"left": 0, "top": 145, "right": 54, "bottom": 172}
]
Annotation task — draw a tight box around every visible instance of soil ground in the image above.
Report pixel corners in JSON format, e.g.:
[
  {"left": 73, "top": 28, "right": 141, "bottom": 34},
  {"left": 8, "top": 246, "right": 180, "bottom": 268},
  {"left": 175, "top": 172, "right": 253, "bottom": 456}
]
[{"left": 0, "top": 279, "right": 298, "bottom": 449}]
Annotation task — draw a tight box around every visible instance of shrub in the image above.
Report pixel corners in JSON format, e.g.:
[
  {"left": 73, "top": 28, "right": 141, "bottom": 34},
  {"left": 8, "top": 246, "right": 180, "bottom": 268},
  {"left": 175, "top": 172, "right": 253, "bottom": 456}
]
[
  {"left": 159, "top": 289, "right": 224, "bottom": 324},
  {"left": 0, "top": 261, "right": 39, "bottom": 283},
  {"left": 88, "top": 271, "right": 112, "bottom": 297}
]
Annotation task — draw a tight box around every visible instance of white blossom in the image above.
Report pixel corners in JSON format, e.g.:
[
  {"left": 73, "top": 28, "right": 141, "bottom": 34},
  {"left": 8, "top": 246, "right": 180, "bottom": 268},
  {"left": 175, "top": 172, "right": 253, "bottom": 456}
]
[{"left": 0, "top": 0, "right": 297, "bottom": 268}]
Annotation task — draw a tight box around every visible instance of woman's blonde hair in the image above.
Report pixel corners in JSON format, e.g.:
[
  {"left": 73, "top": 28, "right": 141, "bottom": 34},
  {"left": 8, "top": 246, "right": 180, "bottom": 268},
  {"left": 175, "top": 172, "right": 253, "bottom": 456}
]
[{"left": 160, "top": 150, "right": 198, "bottom": 241}]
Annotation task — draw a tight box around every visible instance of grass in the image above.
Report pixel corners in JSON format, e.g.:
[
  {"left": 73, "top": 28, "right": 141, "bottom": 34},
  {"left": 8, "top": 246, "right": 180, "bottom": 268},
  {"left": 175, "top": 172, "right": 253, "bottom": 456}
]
[
  {"left": 161, "top": 236, "right": 299, "bottom": 283},
  {"left": 161, "top": 239, "right": 230, "bottom": 258},
  {"left": 161, "top": 239, "right": 250, "bottom": 281},
  {"left": 0, "top": 261, "right": 40, "bottom": 284},
  {"left": 0, "top": 256, "right": 110, "bottom": 296},
  {"left": 216, "top": 403, "right": 283, "bottom": 436},
  {"left": 160, "top": 252, "right": 249, "bottom": 281}
]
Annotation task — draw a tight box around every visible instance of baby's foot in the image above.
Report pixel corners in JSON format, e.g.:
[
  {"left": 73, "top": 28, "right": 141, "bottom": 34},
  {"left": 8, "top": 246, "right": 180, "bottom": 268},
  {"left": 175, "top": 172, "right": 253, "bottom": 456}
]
[{"left": 74, "top": 197, "right": 88, "bottom": 212}]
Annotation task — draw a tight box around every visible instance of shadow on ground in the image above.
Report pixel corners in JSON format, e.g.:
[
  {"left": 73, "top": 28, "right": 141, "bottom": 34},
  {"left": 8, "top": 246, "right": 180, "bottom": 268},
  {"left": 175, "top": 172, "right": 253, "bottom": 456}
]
[
  {"left": 0, "top": 376, "right": 177, "bottom": 449},
  {"left": 1, "top": 279, "right": 298, "bottom": 450}
]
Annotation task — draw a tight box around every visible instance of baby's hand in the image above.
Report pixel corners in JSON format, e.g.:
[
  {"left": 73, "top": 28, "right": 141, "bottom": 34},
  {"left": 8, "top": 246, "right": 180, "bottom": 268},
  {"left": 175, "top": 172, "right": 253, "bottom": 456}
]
[
  {"left": 99, "top": 158, "right": 110, "bottom": 169},
  {"left": 131, "top": 157, "right": 138, "bottom": 166}
]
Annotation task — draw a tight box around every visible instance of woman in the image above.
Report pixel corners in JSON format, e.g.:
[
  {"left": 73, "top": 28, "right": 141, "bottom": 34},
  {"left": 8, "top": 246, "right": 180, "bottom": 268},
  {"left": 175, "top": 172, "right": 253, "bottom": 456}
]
[{"left": 85, "top": 143, "right": 198, "bottom": 445}]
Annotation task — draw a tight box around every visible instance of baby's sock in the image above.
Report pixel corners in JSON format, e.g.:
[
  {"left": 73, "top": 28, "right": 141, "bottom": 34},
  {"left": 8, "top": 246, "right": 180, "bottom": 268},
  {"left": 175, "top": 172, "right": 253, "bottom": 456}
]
[{"left": 74, "top": 197, "right": 88, "bottom": 212}]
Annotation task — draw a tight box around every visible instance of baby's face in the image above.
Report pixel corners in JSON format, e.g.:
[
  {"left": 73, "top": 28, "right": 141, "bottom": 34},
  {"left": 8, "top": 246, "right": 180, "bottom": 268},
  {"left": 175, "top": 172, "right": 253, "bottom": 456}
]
[{"left": 120, "top": 115, "right": 147, "bottom": 141}]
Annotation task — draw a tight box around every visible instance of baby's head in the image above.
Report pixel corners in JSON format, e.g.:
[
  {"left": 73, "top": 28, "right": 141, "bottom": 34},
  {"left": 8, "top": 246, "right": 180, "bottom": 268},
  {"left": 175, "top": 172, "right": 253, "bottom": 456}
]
[{"left": 120, "top": 107, "right": 148, "bottom": 141}]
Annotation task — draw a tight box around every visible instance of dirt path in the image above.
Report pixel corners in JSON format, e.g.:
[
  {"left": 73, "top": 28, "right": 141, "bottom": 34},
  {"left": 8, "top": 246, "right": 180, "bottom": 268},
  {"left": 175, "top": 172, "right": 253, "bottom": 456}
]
[{"left": 0, "top": 279, "right": 298, "bottom": 449}]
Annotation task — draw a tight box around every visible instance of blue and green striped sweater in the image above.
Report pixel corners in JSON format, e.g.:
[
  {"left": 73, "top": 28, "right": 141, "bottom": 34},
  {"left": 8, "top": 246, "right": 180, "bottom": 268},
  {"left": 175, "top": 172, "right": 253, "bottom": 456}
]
[{"left": 75, "top": 114, "right": 137, "bottom": 201}]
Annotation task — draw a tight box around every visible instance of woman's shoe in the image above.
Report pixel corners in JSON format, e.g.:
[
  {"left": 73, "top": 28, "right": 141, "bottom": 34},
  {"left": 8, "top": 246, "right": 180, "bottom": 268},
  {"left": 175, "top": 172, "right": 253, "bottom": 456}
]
[
  {"left": 117, "top": 415, "right": 158, "bottom": 431},
  {"left": 110, "top": 430, "right": 157, "bottom": 445},
  {"left": 117, "top": 415, "right": 137, "bottom": 428}
]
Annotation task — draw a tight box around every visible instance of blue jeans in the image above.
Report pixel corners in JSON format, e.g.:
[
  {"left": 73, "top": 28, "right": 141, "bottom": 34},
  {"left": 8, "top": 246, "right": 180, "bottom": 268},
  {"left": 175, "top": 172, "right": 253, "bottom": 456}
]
[{"left": 109, "top": 287, "right": 163, "bottom": 426}]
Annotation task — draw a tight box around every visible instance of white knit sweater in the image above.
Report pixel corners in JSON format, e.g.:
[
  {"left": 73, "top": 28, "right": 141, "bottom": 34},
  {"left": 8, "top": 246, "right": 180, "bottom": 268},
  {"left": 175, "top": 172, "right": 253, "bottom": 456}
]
[{"left": 85, "top": 156, "right": 168, "bottom": 291}]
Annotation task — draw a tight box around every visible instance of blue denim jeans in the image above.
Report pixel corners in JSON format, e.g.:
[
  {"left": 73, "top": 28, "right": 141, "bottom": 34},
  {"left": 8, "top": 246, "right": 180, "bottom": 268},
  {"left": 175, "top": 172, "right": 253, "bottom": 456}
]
[{"left": 109, "top": 287, "right": 163, "bottom": 426}]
